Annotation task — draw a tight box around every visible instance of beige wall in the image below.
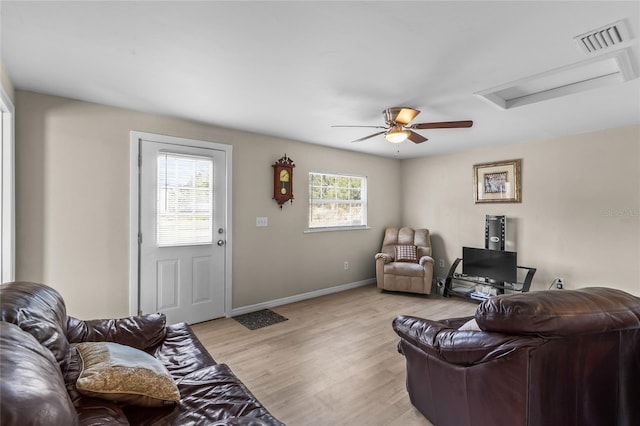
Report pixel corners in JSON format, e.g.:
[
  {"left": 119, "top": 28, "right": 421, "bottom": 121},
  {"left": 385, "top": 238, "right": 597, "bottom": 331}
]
[
  {"left": 15, "top": 89, "right": 639, "bottom": 319},
  {"left": 401, "top": 125, "right": 640, "bottom": 296},
  {"left": 15, "top": 91, "right": 402, "bottom": 318}
]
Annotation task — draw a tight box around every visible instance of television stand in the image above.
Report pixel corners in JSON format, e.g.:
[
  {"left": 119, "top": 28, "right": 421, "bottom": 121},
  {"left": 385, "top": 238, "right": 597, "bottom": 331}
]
[{"left": 444, "top": 258, "right": 536, "bottom": 301}]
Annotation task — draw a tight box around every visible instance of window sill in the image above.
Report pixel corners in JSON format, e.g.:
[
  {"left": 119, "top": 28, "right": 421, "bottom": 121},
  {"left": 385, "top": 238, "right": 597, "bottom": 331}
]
[{"left": 304, "top": 226, "right": 371, "bottom": 234}]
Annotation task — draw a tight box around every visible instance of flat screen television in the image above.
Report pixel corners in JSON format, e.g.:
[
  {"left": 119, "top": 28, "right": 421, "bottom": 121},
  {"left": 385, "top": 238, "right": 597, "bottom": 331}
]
[{"left": 462, "top": 247, "right": 517, "bottom": 283}]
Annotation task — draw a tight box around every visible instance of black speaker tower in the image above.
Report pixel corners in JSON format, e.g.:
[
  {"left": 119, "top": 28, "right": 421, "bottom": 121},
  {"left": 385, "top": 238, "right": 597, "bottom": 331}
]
[{"left": 485, "top": 215, "right": 505, "bottom": 251}]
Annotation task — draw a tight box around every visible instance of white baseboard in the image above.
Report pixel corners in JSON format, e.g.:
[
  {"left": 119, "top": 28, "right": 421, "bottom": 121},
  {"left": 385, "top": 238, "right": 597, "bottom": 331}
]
[{"left": 230, "top": 278, "right": 376, "bottom": 316}]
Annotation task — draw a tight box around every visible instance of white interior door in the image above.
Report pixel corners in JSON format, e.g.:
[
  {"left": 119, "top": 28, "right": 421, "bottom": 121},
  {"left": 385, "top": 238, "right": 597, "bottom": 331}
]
[{"left": 139, "top": 140, "right": 227, "bottom": 324}]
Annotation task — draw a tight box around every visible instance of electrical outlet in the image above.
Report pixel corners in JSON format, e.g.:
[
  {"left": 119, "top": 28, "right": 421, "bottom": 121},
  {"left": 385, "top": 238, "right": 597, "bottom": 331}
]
[
  {"left": 439, "top": 259, "right": 445, "bottom": 268},
  {"left": 556, "top": 277, "right": 564, "bottom": 289},
  {"left": 344, "top": 261, "right": 349, "bottom": 270}
]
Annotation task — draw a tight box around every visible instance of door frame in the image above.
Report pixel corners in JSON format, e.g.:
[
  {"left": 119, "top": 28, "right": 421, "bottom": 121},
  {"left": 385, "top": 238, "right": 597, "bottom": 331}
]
[
  {"left": 1, "top": 86, "right": 15, "bottom": 283},
  {"left": 129, "top": 131, "right": 232, "bottom": 318}
]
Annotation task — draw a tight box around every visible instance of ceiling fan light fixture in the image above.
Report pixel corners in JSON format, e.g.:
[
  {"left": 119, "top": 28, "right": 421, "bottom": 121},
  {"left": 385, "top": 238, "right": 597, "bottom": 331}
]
[
  {"left": 385, "top": 126, "right": 410, "bottom": 143},
  {"left": 335, "top": 106, "right": 471, "bottom": 144}
]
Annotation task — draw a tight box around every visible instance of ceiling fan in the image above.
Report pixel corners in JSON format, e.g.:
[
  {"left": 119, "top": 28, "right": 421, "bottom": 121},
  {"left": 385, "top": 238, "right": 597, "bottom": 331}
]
[{"left": 333, "top": 107, "right": 473, "bottom": 144}]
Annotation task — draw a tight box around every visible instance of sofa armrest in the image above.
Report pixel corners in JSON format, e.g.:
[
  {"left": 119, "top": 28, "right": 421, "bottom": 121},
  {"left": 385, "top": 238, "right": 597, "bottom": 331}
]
[
  {"left": 375, "top": 252, "right": 393, "bottom": 263},
  {"left": 1, "top": 323, "right": 78, "bottom": 426},
  {"left": 438, "top": 316, "right": 475, "bottom": 329},
  {"left": 419, "top": 255, "right": 434, "bottom": 266},
  {"left": 66, "top": 313, "right": 167, "bottom": 350},
  {"left": 151, "top": 322, "right": 217, "bottom": 376},
  {"left": 392, "top": 315, "right": 545, "bottom": 366}
]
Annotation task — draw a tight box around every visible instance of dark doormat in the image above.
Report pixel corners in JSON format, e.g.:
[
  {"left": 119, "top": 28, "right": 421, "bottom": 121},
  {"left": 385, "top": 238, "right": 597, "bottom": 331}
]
[{"left": 233, "top": 309, "right": 288, "bottom": 330}]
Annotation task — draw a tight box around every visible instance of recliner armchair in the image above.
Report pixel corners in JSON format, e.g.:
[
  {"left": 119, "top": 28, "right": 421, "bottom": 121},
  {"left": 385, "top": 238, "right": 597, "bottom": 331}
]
[
  {"left": 375, "top": 227, "right": 434, "bottom": 294},
  {"left": 392, "top": 287, "right": 640, "bottom": 426}
]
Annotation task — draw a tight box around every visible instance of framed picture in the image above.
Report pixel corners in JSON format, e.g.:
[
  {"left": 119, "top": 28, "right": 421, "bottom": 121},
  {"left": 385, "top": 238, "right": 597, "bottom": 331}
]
[{"left": 473, "top": 159, "right": 521, "bottom": 203}]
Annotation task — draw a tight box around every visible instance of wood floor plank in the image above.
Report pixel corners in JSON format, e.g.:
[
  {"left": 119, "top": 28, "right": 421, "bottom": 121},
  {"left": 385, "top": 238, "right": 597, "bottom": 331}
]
[{"left": 191, "top": 284, "right": 477, "bottom": 426}]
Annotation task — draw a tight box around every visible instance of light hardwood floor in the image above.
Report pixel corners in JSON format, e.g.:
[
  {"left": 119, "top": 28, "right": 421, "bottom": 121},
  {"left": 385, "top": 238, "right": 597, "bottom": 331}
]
[{"left": 191, "top": 284, "right": 477, "bottom": 426}]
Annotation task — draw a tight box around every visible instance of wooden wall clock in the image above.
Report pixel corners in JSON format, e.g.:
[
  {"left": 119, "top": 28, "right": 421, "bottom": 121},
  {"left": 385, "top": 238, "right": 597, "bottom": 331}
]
[{"left": 272, "top": 154, "right": 295, "bottom": 208}]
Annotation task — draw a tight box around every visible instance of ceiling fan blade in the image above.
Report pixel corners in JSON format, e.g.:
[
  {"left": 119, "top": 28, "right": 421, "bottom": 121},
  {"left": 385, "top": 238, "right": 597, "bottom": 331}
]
[
  {"left": 351, "top": 131, "right": 386, "bottom": 143},
  {"left": 332, "top": 125, "right": 387, "bottom": 129},
  {"left": 407, "top": 131, "right": 428, "bottom": 144},
  {"left": 411, "top": 120, "right": 473, "bottom": 129},
  {"left": 384, "top": 107, "right": 420, "bottom": 125}
]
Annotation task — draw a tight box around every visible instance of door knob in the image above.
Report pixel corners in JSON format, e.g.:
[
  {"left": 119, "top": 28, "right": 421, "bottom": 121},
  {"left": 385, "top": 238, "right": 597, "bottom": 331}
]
[{"left": 217, "top": 240, "right": 225, "bottom": 246}]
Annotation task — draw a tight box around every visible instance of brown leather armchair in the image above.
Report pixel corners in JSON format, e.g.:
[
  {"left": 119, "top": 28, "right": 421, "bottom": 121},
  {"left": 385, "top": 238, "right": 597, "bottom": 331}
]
[
  {"left": 392, "top": 287, "right": 640, "bottom": 426},
  {"left": 375, "top": 227, "right": 434, "bottom": 294}
]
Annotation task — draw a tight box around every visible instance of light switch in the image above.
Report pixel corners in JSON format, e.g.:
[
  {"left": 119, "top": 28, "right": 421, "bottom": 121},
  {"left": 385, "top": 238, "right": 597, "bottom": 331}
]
[{"left": 256, "top": 217, "right": 268, "bottom": 227}]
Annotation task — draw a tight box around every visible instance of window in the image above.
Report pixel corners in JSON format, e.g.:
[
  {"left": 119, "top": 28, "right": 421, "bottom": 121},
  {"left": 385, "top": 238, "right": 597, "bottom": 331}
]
[
  {"left": 308, "top": 172, "right": 367, "bottom": 229},
  {"left": 157, "top": 153, "right": 213, "bottom": 246}
]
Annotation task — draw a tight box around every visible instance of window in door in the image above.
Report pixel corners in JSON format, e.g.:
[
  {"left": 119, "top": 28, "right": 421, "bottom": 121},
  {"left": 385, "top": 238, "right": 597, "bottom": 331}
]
[{"left": 157, "top": 152, "right": 213, "bottom": 246}]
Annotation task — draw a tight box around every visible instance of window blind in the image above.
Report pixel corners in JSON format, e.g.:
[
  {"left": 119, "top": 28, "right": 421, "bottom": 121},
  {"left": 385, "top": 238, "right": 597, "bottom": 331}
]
[{"left": 157, "top": 153, "right": 213, "bottom": 246}]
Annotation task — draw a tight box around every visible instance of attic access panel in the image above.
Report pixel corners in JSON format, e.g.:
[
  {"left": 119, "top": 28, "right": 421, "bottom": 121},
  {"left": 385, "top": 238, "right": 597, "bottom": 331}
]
[{"left": 476, "top": 48, "right": 636, "bottom": 109}]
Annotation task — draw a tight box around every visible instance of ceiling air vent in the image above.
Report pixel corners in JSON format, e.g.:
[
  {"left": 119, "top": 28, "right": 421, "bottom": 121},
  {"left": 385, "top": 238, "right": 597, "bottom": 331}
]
[{"left": 574, "top": 20, "right": 632, "bottom": 54}]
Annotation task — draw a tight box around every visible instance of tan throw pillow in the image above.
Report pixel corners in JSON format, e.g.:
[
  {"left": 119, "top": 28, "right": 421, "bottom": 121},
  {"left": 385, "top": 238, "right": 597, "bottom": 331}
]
[
  {"left": 395, "top": 245, "right": 418, "bottom": 263},
  {"left": 75, "top": 342, "right": 180, "bottom": 407}
]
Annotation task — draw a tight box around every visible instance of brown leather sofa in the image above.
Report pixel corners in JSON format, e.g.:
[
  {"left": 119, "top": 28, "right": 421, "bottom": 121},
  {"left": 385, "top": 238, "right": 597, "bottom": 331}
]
[
  {"left": 0, "top": 281, "right": 285, "bottom": 426},
  {"left": 393, "top": 287, "right": 640, "bottom": 426},
  {"left": 375, "top": 227, "right": 434, "bottom": 294}
]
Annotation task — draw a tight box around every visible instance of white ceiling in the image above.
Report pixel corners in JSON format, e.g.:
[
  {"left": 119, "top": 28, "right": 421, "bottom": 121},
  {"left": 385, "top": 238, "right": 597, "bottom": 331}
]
[{"left": 1, "top": 1, "right": 639, "bottom": 159}]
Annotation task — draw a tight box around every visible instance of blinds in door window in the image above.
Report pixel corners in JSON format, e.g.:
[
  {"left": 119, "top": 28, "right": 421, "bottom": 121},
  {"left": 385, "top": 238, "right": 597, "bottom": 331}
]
[{"left": 157, "top": 153, "right": 214, "bottom": 246}]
